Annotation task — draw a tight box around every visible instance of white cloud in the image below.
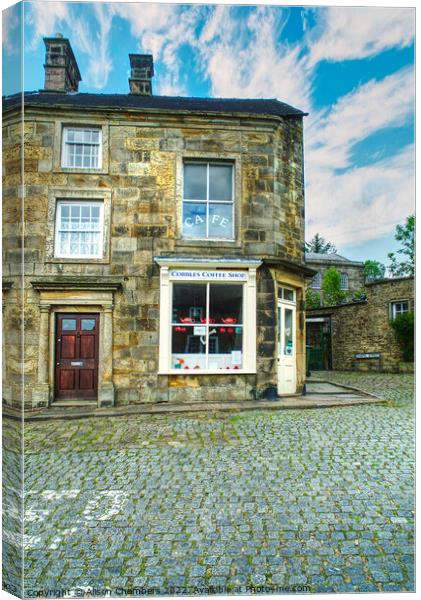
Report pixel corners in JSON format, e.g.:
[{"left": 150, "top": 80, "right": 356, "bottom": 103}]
[
  {"left": 3, "top": 2, "right": 21, "bottom": 55},
  {"left": 305, "top": 144, "right": 414, "bottom": 247},
  {"left": 73, "top": 3, "right": 114, "bottom": 89},
  {"left": 24, "top": 0, "right": 69, "bottom": 51},
  {"left": 307, "top": 6, "right": 414, "bottom": 66},
  {"left": 196, "top": 5, "right": 312, "bottom": 111},
  {"left": 306, "top": 66, "right": 414, "bottom": 173},
  {"left": 304, "top": 67, "right": 414, "bottom": 247}
]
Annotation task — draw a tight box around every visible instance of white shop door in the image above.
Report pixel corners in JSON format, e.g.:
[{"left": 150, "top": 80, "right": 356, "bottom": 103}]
[{"left": 277, "top": 300, "right": 296, "bottom": 395}]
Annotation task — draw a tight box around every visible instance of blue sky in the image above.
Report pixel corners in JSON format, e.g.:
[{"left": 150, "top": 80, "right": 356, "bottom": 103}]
[{"left": 2, "top": 1, "right": 415, "bottom": 267}]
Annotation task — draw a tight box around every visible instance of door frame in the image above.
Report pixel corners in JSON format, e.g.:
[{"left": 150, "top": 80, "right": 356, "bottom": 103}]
[
  {"left": 31, "top": 285, "right": 118, "bottom": 409},
  {"left": 54, "top": 312, "right": 100, "bottom": 401},
  {"left": 277, "top": 294, "right": 297, "bottom": 395}
]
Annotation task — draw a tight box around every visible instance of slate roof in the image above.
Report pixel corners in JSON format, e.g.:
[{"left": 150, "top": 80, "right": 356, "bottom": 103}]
[
  {"left": 2, "top": 91, "right": 307, "bottom": 118},
  {"left": 305, "top": 252, "right": 363, "bottom": 265}
]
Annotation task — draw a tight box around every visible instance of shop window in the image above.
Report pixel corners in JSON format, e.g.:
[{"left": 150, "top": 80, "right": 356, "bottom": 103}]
[
  {"left": 340, "top": 272, "right": 349, "bottom": 290},
  {"left": 391, "top": 300, "right": 409, "bottom": 320},
  {"left": 62, "top": 127, "right": 102, "bottom": 169},
  {"left": 171, "top": 283, "right": 243, "bottom": 370},
  {"left": 182, "top": 162, "right": 234, "bottom": 240},
  {"left": 310, "top": 272, "right": 321, "bottom": 289},
  {"left": 54, "top": 200, "right": 104, "bottom": 258}
]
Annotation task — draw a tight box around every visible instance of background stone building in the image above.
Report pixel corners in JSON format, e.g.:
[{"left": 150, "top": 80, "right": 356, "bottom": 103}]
[
  {"left": 306, "top": 276, "right": 414, "bottom": 372},
  {"left": 2, "top": 35, "right": 313, "bottom": 411},
  {"left": 306, "top": 252, "right": 365, "bottom": 298}
]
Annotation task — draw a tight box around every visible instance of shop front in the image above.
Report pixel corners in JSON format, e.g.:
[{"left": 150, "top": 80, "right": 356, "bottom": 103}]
[{"left": 155, "top": 257, "right": 307, "bottom": 402}]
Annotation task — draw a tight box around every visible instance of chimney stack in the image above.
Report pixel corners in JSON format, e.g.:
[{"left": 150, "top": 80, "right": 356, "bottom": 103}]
[
  {"left": 43, "top": 34, "right": 81, "bottom": 93},
  {"left": 129, "top": 54, "right": 154, "bottom": 95}
]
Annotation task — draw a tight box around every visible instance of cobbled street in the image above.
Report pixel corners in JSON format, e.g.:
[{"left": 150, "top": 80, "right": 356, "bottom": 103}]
[{"left": 8, "top": 373, "right": 415, "bottom": 595}]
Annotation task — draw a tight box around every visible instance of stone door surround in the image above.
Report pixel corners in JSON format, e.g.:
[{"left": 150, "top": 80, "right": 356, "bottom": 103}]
[{"left": 31, "top": 278, "right": 122, "bottom": 408}]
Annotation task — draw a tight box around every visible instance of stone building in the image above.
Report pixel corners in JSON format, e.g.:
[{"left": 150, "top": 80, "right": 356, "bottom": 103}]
[
  {"left": 306, "top": 276, "right": 414, "bottom": 372},
  {"left": 2, "top": 36, "right": 314, "bottom": 411},
  {"left": 306, "top": 252, "right": 365, "bottom": 298}
]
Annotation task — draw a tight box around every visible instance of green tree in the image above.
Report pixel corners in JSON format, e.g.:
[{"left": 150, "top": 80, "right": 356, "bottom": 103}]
[
  {"left": 391, "top": 312, "right": 414, "bottom": 362},
  {"left": 305, "top": 288, "right": 321, "bottom": 309},
  {"left": 321, "top": 267, "right": 347, "bottom": 306},
  {"left": 305, "top": 233, "right": 337, "bottom": 254},
  {"left": 388, "top": 215, "right": 415, "bottom": 277},
  {"left": 363, "top": 259, "right": 386, "bottom": 281}
]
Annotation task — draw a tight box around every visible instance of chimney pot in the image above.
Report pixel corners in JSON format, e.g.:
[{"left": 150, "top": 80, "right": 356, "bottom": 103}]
[
  {"left": 129, "top": 54, "right": 154, "bottom": 96},
  {"left": 43, "top": 35, "right": 82, "bottom": 93}
]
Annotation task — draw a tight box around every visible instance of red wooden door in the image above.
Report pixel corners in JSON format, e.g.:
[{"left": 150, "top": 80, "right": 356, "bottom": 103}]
[{"left": 55, "top": 313, "right": 100, "bottom": 400}]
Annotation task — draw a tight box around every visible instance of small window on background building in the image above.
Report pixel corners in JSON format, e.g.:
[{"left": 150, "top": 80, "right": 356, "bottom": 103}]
[
  {"left": 311, "top": 272, "right": 321, "bottom": 289},
  {"left": 340, "top": 272, "right": 349, "bottom": 290},
  {"left": 182, "top": 162, "right": 234, "bottom": 240},
  {"left": 391, "top": 301, "right": 409, "bottom": 320},
  {"left": 62, "top": 127, "right": 102, "bottom": 169},
  {"left": 54, "top": 200, "right": 104, "bottom": 258}
]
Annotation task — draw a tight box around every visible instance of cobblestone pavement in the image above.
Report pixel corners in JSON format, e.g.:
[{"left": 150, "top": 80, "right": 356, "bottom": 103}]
[{"left": 6, "top": 372, "right": 415, "bottom": 595}]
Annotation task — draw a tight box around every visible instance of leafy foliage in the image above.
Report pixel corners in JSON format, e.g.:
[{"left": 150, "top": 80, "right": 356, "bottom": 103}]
[
  {"left": 363, "top": 260, "right": 386, "bottom": 281},
  {"left": 351, "top": 289, "right": 367, "bottom": 301},
  {"left": 305, "top": 233, "right": 337, "bottom": 254},
  {"left": 391, "top": 312, "right": 414, "bottom": 362},
  {"left": 388, "top": 215, "right": 415, "bottom": 277},
  {"left": 306, "top": 288, "right": 322, "bottom": 309},
  {"left": 321, "top": 267, "right": 347, "bottom": 306}
]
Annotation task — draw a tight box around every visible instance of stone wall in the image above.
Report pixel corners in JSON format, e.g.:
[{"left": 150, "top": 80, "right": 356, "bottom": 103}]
[
  {"left": 307, "top": 277, "right": 414, "bottom": 372},
  {"left": 3, "top": 105, "right": 307, "bottom": 408}
]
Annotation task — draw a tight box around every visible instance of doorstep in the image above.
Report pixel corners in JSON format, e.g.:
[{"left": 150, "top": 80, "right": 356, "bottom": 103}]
[{"left": 3, "top": 388, "right": 386, "bottom": 422}]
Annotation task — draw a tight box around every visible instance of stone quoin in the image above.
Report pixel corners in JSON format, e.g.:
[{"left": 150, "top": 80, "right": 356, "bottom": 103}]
[{"left": 2, "top": 35, "right": 315, "bottom": 411}]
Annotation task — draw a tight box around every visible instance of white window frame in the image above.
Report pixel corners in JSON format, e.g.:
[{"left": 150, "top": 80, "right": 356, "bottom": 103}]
[
  {"left": 182, "top": 161, "right": 235, "bottom": 241},
  {"left": 279, "top": 286, "right": 296, "bottom": 304},
  {"left": 54, "top": 200, "right": 104, "bottom": 259},
  {"left": 156, "top": 262, "right": 260, "bottom": 374},
  {"left": 340, "top": 272, "right": 349, "bottom": 290},
  {"left": 391, "top": 300, "right": 409, "bottom": 320},
  {"left": 311, "top": 272, "right": 322, "bottom": 289},
  {"left": 61, "top": 126, "right": 102, "bottom": 169}
]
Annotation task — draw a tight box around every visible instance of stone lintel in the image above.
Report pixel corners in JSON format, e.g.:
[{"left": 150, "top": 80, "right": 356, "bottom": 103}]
[{"left": 30, "top": 278, "right": 123, "bottom": 293}]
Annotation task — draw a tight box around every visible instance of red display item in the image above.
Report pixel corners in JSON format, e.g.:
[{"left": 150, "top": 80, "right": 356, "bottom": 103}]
[
  {"left": 180, "top": 317, "right": 194, "bottom": 323},
  {"left": 220, "top": 327, "right": 226, "bottom": 333},
  {"left": 184, "top": 365, "right": 189, "bottom": 369},
  {"left": 227, "top": 327, "right": 234, "bottom": 334},
  {"left": 200, "top": 317, "right": 216, "bottom": 323},
  {"left": 221, "top": 317, "right": 237, "bottom": 324},
  {"left": 234, "top": 365, "right": 239, "bottom": 370},
  {"left": 174, "top": 326, "right": 187, "bottom": 332}
]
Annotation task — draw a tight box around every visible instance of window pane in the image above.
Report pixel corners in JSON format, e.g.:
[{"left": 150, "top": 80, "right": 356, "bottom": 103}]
[
  {"left": 172, "top": 326, "right": 206, "bottom": 370},
  {"left": 182, "top": 202, "right": 207, "bottom": 238},
  {"left": 283, "top": 288, "right": 294, "bottom": 302},
  {"left": 81, "top": 319, "right": 96, "bottom": 331},
  {"left": 172, "top": 284, "right": 206, "bottom": 324},
  {"left": 209, "top": 165, "right": 232, "bottom": 201},
  {"left": 210, "top": 328, "right": 243, "bottom": 371},
  {"left": 208, "top": 203, "right": 233, "bottom": 239},
  {"left": 62, "top": 319, "right": 77, "bottom": 331},
  {"left": 210, "top": 284, "right": 243, "bottom": 324},
  {"left": 284, "top": 308, "right": 293, "bottom": 355},
  {"left": 184, "top": 164, "right": 207, "bottom": 200}
]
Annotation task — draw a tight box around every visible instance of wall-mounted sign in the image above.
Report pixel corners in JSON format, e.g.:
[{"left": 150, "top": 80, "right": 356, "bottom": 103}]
[
  {"left": 170, "top": 270, "right": 248, "bottom": 282},
  {"left": 355, "top": 353, "right": 380, "bottom": 359}
]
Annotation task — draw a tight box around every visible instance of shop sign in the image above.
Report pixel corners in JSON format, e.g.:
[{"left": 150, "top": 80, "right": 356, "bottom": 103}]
[{"left": 169, "top": 270, "right": 248, "bottom": 282}]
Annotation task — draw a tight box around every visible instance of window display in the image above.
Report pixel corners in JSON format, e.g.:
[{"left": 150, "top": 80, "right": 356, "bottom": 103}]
[{"left": 171, "top": 283, "right": 243, "bottom": 370}]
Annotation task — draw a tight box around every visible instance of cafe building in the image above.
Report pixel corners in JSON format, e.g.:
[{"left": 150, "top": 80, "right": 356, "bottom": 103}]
[{"left": 2, "top": 36, "right": 313, "bottom": 411}]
